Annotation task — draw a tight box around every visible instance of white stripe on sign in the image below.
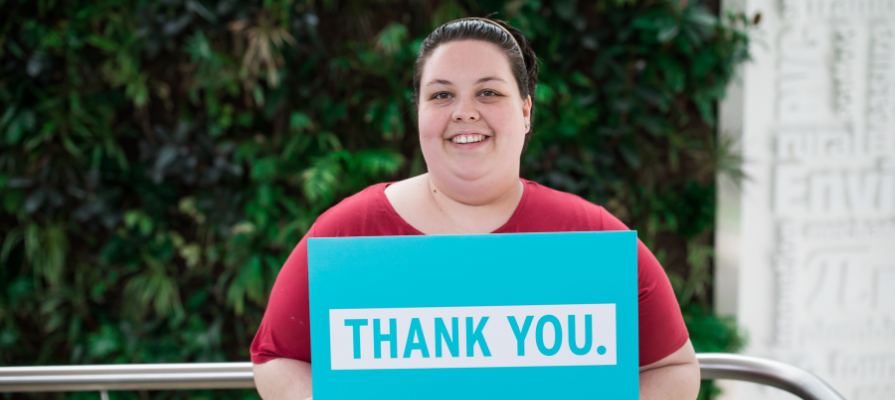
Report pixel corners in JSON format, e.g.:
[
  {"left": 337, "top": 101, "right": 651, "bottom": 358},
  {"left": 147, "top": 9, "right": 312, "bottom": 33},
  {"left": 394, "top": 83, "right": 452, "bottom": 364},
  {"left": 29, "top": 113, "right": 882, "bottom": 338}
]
[{"left": 328, "top": 304, "right": 616, "bottom": 370}]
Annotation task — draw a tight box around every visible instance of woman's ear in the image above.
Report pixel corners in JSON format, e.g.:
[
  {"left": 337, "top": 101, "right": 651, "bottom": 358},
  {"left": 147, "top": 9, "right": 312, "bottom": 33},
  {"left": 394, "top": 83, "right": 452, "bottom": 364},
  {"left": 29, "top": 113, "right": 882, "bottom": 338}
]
[{"left": 522, "top": 95, "right": 532, "bottom": 125}]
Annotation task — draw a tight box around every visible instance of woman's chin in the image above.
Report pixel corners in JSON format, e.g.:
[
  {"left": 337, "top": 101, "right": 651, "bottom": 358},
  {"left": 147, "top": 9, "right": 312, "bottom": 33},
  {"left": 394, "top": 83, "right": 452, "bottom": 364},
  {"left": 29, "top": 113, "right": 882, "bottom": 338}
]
[{"left": 446, "top": 165, "right": 503, "bottom": 184}]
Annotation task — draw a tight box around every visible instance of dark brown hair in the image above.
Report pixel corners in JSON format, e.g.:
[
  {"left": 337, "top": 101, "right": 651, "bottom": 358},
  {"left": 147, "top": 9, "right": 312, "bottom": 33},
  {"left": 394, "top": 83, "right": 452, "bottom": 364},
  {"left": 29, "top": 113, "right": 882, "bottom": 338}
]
[{"left": 412, "top": 17, "right": 539, "bottom": 145}]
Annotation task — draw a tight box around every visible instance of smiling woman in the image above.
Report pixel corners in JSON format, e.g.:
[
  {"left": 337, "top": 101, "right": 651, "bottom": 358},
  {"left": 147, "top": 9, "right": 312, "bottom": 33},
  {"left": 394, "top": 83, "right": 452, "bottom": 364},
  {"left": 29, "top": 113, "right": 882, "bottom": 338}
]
[
  {"left": 251, "top": 18, "right": 700, "bottom": 400},
  {"left": 389, "top": 37, "right": 532, "bottom": 232}
]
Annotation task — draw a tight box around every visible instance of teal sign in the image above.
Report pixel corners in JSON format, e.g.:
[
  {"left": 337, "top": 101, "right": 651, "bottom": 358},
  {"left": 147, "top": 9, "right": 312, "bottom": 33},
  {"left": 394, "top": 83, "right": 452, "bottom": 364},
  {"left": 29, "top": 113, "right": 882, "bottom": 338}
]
[{"left": 308, "top": 231, "right": 639, "bottom": 399}]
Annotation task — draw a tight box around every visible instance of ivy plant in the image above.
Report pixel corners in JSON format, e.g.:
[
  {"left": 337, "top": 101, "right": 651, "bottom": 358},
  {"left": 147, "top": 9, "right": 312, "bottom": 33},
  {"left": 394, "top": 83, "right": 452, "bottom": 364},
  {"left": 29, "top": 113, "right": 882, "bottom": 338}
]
[{"left": 0, "top": 0, "right": 752, "bottom": 398}]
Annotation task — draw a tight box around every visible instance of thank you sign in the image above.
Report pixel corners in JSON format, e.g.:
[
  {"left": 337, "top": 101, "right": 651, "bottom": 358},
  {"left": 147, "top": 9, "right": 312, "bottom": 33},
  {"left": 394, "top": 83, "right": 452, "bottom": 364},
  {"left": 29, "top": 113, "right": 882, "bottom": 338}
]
[
  {"left": 308, "top": 231, "right": 639, "bottom": 399},
  {"left": 330, "top": 304, "right": 617, "bottom": 369}
]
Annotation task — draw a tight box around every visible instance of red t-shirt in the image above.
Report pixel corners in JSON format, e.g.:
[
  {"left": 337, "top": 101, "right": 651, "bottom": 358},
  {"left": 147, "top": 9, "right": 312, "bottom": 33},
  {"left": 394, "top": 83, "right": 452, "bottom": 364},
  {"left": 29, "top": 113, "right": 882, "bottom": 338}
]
[{"left": 250, "top": 180, "right": 688, "bottom": 367}]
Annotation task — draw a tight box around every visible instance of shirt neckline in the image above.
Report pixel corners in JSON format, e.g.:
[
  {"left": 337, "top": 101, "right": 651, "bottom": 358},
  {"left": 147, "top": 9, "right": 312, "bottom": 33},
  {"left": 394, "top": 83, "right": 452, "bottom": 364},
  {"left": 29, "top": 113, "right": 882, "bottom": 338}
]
[{"left": 377, "top": 179, "right": 532, "bottom": 235}]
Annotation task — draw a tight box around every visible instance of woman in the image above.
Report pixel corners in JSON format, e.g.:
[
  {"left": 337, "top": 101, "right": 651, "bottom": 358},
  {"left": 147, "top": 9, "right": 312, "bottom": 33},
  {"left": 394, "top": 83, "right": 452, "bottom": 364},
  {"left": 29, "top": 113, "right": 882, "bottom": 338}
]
[{"left": 251, "top": 18, "right": 700, "bottom": 399}]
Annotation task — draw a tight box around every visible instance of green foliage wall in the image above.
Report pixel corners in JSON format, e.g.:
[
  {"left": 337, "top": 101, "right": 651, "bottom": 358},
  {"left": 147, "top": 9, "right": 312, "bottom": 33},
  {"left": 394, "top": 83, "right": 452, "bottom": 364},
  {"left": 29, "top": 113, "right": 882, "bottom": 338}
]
[{"left": 0, "top": 0, "right": 752, "bottom": 398}]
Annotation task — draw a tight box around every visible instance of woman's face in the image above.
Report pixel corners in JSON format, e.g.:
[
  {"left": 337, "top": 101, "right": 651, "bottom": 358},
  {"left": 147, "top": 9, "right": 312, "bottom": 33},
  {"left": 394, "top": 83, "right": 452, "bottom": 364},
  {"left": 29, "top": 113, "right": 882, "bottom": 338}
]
[{"left": 418, "top": 40, "right": 531, "bottom": 186}]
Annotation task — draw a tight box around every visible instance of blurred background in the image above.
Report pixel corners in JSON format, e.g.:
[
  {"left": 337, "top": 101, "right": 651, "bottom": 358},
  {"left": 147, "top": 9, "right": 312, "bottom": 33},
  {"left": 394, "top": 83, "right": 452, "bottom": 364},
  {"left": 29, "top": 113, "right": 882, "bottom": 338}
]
[{"left": 0, "top": 0, "right": 753, "bottom": 398}]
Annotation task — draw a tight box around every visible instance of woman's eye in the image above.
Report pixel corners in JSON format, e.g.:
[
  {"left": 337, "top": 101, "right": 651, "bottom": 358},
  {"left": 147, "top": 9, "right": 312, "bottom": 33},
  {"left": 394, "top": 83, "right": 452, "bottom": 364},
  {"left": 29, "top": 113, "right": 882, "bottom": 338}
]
[
  {"left": 432, "top": 92, "right": 451, "bottom": 100},
  {"left": 479, "top": 90, "right": 498, "bottom": 97}
]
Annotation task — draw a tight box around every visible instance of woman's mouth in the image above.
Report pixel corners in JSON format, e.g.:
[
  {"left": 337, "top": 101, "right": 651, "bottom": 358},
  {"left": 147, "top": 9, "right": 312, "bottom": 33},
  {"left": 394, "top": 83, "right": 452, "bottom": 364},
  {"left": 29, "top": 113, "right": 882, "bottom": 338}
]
[{"left": 449, "top": 134, "right": 488, "bottom": 144}]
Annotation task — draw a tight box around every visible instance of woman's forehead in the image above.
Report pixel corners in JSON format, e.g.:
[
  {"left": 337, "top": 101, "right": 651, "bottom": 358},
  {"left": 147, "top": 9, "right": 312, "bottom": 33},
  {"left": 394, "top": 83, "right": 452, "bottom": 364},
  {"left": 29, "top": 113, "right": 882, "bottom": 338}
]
[{"left": 421, "top": 40, "right": 516, "bottom": 86}]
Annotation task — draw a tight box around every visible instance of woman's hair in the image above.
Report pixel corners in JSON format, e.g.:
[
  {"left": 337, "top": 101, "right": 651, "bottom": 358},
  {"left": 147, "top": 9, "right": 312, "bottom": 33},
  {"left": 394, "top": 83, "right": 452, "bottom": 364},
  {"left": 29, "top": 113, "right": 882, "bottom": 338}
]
[{"left": 412, "top": 17, "right": 539, "bottom": 145}]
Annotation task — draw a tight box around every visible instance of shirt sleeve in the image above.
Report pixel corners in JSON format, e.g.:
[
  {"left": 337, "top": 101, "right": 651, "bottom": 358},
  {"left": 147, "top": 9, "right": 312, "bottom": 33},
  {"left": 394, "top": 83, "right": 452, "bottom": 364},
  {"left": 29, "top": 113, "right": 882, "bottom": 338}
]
[
  {"left": 601, "top": 209, "right": 689, "bottom": 366},
  {"left": 250, "top": 228, "right": 314, "bottom": 364}
]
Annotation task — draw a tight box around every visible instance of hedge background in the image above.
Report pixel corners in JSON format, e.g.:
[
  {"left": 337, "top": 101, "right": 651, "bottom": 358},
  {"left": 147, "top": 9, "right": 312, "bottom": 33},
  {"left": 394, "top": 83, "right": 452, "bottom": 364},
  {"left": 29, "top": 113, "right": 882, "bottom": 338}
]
[{"left": 0, "top": 0, "right": 752, "bottom": 398}]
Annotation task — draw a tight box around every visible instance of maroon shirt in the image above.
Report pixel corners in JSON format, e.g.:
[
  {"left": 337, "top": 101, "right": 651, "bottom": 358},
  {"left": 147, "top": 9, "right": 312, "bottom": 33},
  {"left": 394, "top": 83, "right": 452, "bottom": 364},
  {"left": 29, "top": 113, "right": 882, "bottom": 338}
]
[{"left": 250, "top": 179, "right": 689, "bottom": 366}]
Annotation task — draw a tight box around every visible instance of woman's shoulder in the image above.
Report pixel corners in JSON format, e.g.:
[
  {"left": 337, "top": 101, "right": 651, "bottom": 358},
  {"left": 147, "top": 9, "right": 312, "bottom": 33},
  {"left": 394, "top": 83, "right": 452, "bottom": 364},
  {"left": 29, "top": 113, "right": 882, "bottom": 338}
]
[
  {"left": 310, "top": 183, "right": 405, "bottom": 237},
  {"left": 522, "top": 179, "right": 605, "bottom": 212},
  {"left": 514, "top": 180, "right": 618, "bottom": 231}
]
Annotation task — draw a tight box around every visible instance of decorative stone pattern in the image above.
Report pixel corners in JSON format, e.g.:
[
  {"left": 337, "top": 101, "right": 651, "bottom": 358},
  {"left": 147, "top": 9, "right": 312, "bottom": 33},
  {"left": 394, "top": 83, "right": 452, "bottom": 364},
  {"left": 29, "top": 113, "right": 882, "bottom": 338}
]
[{"left": 718, "top": 0, "right": 895, "bottom": 397}]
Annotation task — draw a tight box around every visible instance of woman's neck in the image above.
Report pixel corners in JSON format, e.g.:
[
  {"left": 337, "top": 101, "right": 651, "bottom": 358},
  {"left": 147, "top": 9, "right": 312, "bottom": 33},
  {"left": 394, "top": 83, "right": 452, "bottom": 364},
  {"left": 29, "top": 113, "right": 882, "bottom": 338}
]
[{"left": 384, "top": 173, "right": 524, "bottom": 235}]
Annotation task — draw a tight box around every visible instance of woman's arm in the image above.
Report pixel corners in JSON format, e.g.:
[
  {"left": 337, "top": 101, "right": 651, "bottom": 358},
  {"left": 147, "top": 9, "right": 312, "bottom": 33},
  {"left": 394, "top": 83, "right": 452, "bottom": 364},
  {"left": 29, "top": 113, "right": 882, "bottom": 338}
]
[
  {"left": 253, "top": 358, "right": 313, "bottom": 400},
  {"left": 639, "top": 339, "right": 701, "bottom": 400}
]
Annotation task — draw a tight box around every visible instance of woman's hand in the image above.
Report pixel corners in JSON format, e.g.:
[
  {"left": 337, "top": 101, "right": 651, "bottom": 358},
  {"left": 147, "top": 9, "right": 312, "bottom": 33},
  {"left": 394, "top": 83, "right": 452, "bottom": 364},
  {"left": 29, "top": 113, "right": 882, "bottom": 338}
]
[
  {"left": 253, "top": 358, "right": 313, "bottom": 400},
  {"left": 639, "top": 339, "right": 701, "bottom": 399}
]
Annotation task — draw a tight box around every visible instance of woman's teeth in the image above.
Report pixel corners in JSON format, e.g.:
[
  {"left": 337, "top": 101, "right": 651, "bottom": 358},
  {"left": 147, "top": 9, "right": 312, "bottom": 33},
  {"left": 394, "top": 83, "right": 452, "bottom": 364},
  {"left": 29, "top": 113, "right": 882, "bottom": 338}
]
[{"left": 450, "top": 134, "right": 486, "bottom": 144}]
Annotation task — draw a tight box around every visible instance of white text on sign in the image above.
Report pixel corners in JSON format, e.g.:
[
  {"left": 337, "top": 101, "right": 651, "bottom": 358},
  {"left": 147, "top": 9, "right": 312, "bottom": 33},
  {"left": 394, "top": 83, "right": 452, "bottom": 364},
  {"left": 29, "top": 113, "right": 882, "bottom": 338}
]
[{"left": 328, "top": 304, "right": 617, "bottom": 370}]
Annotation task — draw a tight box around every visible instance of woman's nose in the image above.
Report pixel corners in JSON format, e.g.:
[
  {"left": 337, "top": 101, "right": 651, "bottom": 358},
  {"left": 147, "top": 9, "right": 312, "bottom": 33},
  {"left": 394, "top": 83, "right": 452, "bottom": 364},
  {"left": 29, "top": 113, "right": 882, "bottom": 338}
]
[{"left": 452, "top": 97, "right": 480, "bottom": 122}]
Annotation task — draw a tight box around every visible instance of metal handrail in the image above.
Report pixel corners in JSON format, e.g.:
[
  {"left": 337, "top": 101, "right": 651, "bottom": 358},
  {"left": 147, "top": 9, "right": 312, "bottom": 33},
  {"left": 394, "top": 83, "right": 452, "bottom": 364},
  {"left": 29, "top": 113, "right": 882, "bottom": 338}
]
[
  {"left": 698, "top": 353, "right": 845, "bottom": 400},
  {"left": 0, "top": 363, "right": 255, "bottom": 392},
  {"left": 0, "top": 353, "right": 846, "bottom": 400}
]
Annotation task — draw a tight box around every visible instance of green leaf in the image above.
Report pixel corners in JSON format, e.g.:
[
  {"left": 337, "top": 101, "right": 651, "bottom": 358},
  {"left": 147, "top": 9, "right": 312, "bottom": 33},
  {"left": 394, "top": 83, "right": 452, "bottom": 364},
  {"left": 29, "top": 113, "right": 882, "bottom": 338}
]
[
  {"left": 301, "top": 155, "right": 343, "bottom": 203},
  {"left": 658, "top": 26, "right": 680, "bottom": 42},
  {"left": 250, "top": 157, "right": 279, "bottom": 181},
  {"left": 179, "top": 244, "right": 202, "bottom": 268},
  {"left": 570, "top": 71, "right": 594, "bottom": 88},
  {"left": 290, "top": 112, "right": 313, "bottom": 132},
  {"left": 376, "top": 23, "right": 409, "bottom": 55},
  {"left": 657, "top": 55, "right": 686, "bottom": 92},
  {"left": 618, "top": 140, "right": 641, "bottom": 168},
  {"left": 84, "top": 35, "right": 119, "bottom": 52},
  {"left": 0, "top": 228, "right": 22, "bottom": 262},
  {"left": 685, "top": 6, "right": 718, "bottom": 27},
  {"left": 187, "top": 0, "right": 218, "bottom": 22},
  {"left": 353, "top": 150, "right": 405, "bottom": 177}
]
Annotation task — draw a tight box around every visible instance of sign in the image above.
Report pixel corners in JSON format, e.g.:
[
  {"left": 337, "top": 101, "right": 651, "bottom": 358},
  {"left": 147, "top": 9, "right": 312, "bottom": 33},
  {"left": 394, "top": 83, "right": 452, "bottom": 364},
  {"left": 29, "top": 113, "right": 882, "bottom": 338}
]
[{"left": 308, "top": 231, "right": 639, "bottom": 399}]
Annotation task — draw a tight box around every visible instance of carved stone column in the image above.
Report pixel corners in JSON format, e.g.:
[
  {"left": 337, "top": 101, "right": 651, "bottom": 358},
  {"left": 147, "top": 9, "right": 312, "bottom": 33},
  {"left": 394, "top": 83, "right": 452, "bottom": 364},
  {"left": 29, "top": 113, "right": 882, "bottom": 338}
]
[{"left": 717, "top": 0, "right": 895, "bottom": 397}]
